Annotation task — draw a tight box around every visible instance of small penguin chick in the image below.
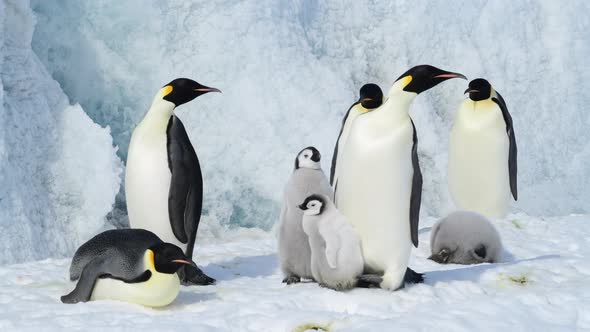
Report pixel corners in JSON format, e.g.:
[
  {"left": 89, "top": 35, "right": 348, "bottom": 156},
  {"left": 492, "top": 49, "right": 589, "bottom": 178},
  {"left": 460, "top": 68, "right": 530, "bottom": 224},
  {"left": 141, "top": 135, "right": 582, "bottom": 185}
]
[
  {"left": 299, "top": 194, "right": 364, "bottom": 291},
  {"left": 295, "top": 146, "right": 322, "bottom": 170},
  {"left": 429, "top": 211, "right": 503, "bottom": 265},
  {"left": 279, "top": 147, "right": 333, "bottom": 285}
]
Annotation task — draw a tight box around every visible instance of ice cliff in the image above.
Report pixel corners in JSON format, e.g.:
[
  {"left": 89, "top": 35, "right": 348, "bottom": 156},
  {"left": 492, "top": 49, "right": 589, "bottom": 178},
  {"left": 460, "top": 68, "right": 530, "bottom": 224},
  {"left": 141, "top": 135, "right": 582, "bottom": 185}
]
[
  {"left": 0, "top": 0, "right": 588, "bottom": 262},
  {"left": 0, "top": 0, "right": 122, "bottom": 264}
]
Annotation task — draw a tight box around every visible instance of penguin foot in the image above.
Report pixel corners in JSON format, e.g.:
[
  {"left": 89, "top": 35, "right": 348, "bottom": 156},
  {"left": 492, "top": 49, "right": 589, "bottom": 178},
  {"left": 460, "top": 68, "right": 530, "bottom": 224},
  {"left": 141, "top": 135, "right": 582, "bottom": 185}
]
[
  {"left": 404, "top": 267, "right": 424, "bottom": 284},
  {"left": 180, "top": 265, "right": 216, "bottom": 286},
  {"left": 60, "top": 292, "right": 85, "bottom": 304},
  {"left": 356, "top": 274, "right": 383, "bottom": 288},
  {"left": 282, "top": 276, "right": 301, "bottom": 285}
]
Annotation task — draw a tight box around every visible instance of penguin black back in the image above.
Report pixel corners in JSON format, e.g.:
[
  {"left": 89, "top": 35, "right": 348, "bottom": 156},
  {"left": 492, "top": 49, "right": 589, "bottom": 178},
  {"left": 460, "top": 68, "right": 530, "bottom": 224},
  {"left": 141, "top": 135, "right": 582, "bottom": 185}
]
[
  {"left": 69, "top": 228, "right": 162, "bottom": 281},
  {"left": 62, "top": 229, "right": 194, "bottom": 304}
]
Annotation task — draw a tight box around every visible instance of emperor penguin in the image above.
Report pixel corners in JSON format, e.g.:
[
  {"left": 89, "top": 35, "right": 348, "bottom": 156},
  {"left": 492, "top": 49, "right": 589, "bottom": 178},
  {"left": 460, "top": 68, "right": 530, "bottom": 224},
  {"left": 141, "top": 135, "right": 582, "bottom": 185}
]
[
  {"left": 335, "top": 65, "right": 466, "bottom": 291},
  {"left": 330, "top": 83, "right": 383, "bottom": 187},
  {"left": 125, "top": 78, "right": 220, "bottom": 285},
  {"left": 61, "top": 229, "right": 195, "bottom": 307},
  {"left": 429, "top": 210, "right": 503, "bottom": 264},
  {"left": 299, "top": 194, "right": 364, "bottom": 291},
  {"left": 448, "top": 78, "right": 517, "bottom": 218},
  {"left": 278, "top": 147, "right": 333, "bottom": 284}
]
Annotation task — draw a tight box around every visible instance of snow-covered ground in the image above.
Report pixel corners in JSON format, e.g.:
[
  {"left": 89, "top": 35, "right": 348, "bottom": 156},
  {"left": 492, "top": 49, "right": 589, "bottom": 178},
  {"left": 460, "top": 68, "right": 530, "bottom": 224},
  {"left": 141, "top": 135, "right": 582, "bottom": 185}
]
[{"left": 2, "top": 214, "right": 588, "bottom": 331}]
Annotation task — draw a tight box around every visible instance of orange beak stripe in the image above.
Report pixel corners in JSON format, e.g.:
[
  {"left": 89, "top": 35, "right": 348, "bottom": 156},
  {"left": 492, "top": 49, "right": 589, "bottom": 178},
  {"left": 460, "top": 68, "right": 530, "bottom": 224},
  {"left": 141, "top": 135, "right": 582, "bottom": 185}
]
[
  {"left": 434, "top": 73, "right": 462, "bottom": 79},
  {"left": 172, "top": 259, "right": 193, "bottom": 265},
  {"left": 194, "top": 87, "right": 221, "bottom": 93}
]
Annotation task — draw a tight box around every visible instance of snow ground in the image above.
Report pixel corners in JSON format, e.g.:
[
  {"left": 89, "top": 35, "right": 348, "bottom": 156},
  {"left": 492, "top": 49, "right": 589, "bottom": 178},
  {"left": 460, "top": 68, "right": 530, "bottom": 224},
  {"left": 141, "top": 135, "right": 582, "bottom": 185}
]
[{"left": 1, "top": 214, "right": 588, "bottom": 331}]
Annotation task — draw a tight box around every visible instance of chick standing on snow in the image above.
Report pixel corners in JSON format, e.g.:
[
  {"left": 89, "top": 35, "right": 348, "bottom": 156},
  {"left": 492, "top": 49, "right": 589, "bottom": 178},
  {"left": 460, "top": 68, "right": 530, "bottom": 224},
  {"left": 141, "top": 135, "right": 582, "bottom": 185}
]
[
  {"left": 429, "top": 211, "right": 503, "bottom": 264},
  {"left": 278, "top": 147, "right": 333, "bottom": 284},
  {"left": 299, "top": 194, "right": 364, "bottom": 290}
]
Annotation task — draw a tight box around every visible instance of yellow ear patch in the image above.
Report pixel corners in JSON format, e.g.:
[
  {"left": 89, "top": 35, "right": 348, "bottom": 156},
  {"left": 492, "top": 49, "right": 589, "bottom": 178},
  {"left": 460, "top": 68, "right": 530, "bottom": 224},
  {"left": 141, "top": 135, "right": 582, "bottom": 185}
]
[
  {"left": 146, "top": 249, "right": 155, "bottom": 270},
  {"left": 161, "top": 85, "right": 173, "bottom": 97},
  {"left": 400, "top": 75, "right": 413, "bottom": 88}
]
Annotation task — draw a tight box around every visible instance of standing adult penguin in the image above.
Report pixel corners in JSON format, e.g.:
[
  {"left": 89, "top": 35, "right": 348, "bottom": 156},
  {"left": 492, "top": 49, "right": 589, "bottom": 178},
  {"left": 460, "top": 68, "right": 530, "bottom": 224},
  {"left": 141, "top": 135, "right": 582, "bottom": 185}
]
[
  {"left": 61, "top": 229, "right": 195, "bottom": 307},
  {"left": 125, "top": 78, "right": 220, "bottom": 285},
  {"left": 448, "top": 78, "right": 517, "bottom": 218},
  {"left": 335, "top": 65, "right": 466, "bottom": 291},
  {"left": 330, "top": 83, "right": 383, "bottom": 187}
]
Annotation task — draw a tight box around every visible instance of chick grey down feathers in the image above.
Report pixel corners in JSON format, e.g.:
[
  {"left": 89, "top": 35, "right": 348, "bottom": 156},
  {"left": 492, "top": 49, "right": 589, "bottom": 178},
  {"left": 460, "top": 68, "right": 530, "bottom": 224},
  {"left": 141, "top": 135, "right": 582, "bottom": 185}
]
[
  {"left": 300, "top": 194, "right": 364, "bottom": 290},
  {"left": 278, "top": 147, "right": 333, "bottom": 284},
  {"left": 430, "top": 211, "right": 503, "bottom": 264}
]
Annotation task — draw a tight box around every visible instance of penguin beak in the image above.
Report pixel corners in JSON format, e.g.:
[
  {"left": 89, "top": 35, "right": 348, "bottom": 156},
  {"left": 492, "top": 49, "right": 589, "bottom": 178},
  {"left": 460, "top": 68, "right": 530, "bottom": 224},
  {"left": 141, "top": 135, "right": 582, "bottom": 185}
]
[
  {"left": 361, "top": 97, "right": 373, "bottom": 103},
  {"left": 464, "top": 88, "right": 479, "bottom": 94},
  {"left": 194, "top": 86, "right": 221, "bottom": 94},
  {"left": 172, "top": 259, "right": 196, "bottom": 266},
  {"left": 433, "top": 72, "right": 467, "bottom": 80},
  {"left": 298, "top": 203, "right": 307, "bottom": 210}
]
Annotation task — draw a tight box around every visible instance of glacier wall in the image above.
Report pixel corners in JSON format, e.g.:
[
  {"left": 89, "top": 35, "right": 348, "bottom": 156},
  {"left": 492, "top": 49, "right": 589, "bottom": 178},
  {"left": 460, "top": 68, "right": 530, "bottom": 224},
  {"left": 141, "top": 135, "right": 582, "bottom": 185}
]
[
  {"left": 0, "top": 0, "right": 122, "bottom": 264},
  {"left": 26, "top": 0, "right": 590, "bottom": 233}
]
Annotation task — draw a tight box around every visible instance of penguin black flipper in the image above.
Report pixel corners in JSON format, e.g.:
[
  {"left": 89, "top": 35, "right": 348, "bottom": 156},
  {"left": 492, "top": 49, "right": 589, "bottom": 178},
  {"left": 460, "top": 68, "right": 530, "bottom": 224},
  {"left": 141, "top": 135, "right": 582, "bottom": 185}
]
[
  {"left": 166, "top": 116, "right": 214, "bottom": 285},
  {"left": 62, "top": 253, "right": 149, "bottom": 304},
  {"left": 330, "top": 102, "right": 358, "bottom": 186},
  {"left": 166, "top": 115, "right": 203, "bottom": 246},
  {"left": 409, "top": 119, "right": 422, "bottom": 248},
  {"left": 492, "top": 92, "right": 518, "bottom": 200}
]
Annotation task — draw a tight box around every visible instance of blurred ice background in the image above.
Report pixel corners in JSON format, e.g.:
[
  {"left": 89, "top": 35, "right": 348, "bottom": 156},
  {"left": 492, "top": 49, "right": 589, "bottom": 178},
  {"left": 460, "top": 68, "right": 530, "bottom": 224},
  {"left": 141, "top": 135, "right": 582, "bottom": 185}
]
[{"left": 0, "top": 0, "right": 588, "bottom": 263}]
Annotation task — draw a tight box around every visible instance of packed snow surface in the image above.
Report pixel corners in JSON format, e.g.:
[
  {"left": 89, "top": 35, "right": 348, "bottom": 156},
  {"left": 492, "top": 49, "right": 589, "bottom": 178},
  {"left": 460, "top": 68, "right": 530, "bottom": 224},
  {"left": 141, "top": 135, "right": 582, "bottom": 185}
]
[{"left": 1, "top": 214, "right": 588, "bottom": 331}]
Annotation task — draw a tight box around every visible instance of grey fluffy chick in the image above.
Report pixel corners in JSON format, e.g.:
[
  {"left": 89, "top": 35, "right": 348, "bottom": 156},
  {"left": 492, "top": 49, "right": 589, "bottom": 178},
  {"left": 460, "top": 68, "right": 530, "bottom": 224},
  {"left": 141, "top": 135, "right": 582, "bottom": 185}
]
[
  {"left": 429, "top": 210, "right": 503, "bottom": 264},
  {"left": 278, "top": 147, "right": 333, "bottom": 284},
  {"left": 300, "top": 194, "right": 364, "bottom": 290}
]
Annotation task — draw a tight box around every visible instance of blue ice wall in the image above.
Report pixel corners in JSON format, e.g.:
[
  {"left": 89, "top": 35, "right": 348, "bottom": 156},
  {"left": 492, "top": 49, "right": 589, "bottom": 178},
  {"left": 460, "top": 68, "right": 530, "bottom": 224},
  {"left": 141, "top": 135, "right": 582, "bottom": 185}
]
[
  {"left": 0, "top": 0, "right": 122, "bottom": 264},
  {"left": 29, "top": 0, "right": 590, "bottom": 234}
]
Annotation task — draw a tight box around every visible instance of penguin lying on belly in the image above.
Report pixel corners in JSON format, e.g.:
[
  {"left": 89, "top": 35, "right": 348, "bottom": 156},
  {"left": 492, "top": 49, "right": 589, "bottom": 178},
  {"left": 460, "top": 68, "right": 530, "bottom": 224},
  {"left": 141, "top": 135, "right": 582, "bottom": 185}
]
[
  {"left": 429, "top": 211, "right": 503, "bottom": 264},
  {"left": 61, "top": 229, "right": 196, "bottom": 307}
]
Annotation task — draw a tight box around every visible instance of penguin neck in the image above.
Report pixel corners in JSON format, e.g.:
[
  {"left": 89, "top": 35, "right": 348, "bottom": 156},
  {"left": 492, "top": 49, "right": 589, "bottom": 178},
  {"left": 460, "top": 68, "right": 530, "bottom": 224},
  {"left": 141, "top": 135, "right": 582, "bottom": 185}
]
[
  {"left": 375, "top": 87, "right": 416, "bottom": 124},
  {"left": 141, "top": 98, "right": 175, "bottom": 133}
]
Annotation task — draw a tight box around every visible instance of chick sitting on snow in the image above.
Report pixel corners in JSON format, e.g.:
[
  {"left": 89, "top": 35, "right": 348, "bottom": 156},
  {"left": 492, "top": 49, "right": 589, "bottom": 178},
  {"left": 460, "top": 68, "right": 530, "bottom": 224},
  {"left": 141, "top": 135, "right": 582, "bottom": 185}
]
[
  {"left": 299, "top": 194, "right": 364, "bottom": 290},
  {"left": 429, "top": 210, "right": 503, "bottom": 264}
]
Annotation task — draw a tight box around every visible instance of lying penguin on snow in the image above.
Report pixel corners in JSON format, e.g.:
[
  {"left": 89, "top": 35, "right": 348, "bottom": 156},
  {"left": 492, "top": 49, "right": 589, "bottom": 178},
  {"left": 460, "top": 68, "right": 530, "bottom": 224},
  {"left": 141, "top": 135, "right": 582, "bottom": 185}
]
[
  {"left": 61, "top": 229, "right": 196, "bottom": 307},
  {"left": 429, "top": 210, "right": 503, "bottom": 264}
]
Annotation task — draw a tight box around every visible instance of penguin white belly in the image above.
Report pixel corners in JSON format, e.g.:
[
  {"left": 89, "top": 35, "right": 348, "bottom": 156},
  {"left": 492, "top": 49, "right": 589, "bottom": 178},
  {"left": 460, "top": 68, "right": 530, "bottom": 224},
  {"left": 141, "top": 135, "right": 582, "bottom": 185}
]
[
  {"left": 336, "top": 118, "right": 413, "bottom": 290},
  {"left": 91, "top": 270, "right": 180, "bottom": 307},
  {"left": 448, "top": 100, "right": 510, "bottom": 218},
  {"left": 126, "top": 129, "right": 185, "bottom": 250}
]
